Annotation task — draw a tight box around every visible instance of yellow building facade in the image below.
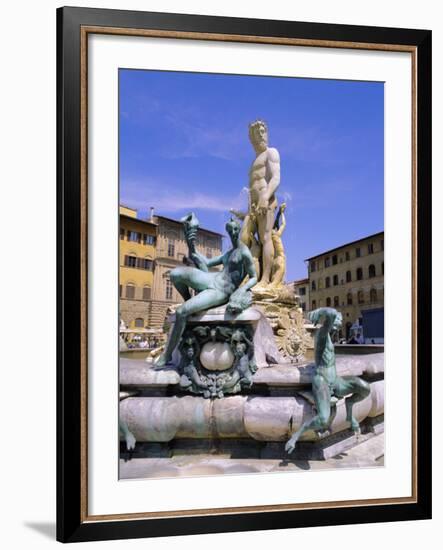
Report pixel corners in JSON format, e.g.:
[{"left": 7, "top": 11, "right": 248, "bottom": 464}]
[
  {"left": 307, "top": 232, "right": 384, "bottom": 340},
  {"left": 119, "top": 206, "right": 157, "bottom": 329},
  {"left": 119, "top": 206, "right": 223, "bottom": 331}
]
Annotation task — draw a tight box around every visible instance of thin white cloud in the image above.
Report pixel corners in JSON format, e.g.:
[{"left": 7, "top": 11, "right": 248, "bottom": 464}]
[{"left": 121, "top": 179, "right": 247, "bottom": 214}]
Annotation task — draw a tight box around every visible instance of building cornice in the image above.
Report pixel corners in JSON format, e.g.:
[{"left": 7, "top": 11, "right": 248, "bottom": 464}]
[{"left": 304, "top": 231, "right": 384, "bottom": 262}]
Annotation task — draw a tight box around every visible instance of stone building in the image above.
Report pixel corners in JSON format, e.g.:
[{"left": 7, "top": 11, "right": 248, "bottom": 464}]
[
  {"left": 119, "top": 206, "right": 223, "bottom": 330},
  {"left": 150, "top": 214, "right": 223, "bottom": 328},
  {"left": 286, "top": 278, "right": 310, "bottom": 313},
  {"left": 306, "top": 231, "right": 384, "bottom": 341},
  {"left": 119, "top": 205, "right": 157, "bottom": 329}
]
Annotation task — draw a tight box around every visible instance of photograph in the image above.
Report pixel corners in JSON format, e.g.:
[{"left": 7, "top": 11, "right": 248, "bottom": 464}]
[{"left": 118, "top": 68, "right": 385, "bottom": 480}]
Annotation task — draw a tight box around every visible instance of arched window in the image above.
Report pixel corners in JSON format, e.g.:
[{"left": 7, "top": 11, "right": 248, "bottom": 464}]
[
  {"left": 356, "top": 267, "right": 363, "bottom": 281},
  {"left": 333, "top": 274, "right": 338, "bottom": 286},
  {"left": 325, "top": 276, "right": 330, "bottom": 288},
  {"left": 346, "top": 270, "right": 352, "bottom": 283},
  {"left": 326, "top": 297, "right": 331, "bottom": 307},
  {"left": 370, "top": 288, "right": 378, "bottom": 303},
  {"left": 333, "top": 296, "right": 339, "bottom": 307},
  {"left": 311, "top": 280, "right": 316, "bottom": 291},
  {"left": 347, "top": 293, "right": 353, "bottom": 305},
  {"left": 134, "top": 318, "right": 144, "bottom": 328},
  {"left": 311, "top": 300, "right": 317, "bottom": 310},
  {"left": 368, "top": 264, "right": 376, "bottom": 278},
  {"left": 142, "top": 286, "right": 151, "bottom": 301},
  {"left": 126, "top": 284, "right": 135, "bottom": 299},
  {"left": 358, "top": 290, "right": 365, "bottom": 304}
]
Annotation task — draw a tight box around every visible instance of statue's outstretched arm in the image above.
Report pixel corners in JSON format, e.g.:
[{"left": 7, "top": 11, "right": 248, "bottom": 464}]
[
  {"left": 190, "top": 250, "right": 208, "bottom": 271},
  {"left": 206, "top": 252, "right": 227, "bottom": 268}
]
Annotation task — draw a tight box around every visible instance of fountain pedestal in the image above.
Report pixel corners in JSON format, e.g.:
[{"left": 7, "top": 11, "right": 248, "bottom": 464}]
[
  {"left": 182, "top": 305, "right": 288, "bottom": 368},
  {"left": 251, "top": 285, "right": 314, "bottom": 362}
]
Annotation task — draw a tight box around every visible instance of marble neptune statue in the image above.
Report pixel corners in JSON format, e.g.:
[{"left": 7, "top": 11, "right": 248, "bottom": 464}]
[
  {"left": 231, "top": 119, "right": 284, "bottom": 289},
  {"left": 285, "top": 307, "right": 371, "bottom": 454},
  {"left": 154, "top": 215, "right": 257, "bottom": 368}
]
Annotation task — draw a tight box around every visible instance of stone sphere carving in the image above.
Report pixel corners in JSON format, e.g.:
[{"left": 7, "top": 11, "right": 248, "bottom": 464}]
[{"left": 200, "top": 342, "right": 234, "bottom": 371}]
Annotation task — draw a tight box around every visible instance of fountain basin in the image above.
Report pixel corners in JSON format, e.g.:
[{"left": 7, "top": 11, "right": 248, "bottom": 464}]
[{"left": 120, "top": 380, "right": 383, "bottom": 442}]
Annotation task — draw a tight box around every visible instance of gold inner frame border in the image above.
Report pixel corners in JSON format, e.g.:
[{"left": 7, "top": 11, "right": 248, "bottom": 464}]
[{"left": 79, "top": 25, "right": 418, "bottom": 523}]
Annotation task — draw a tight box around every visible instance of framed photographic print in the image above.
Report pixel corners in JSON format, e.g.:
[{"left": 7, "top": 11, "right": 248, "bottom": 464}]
[{"left": 57, "top": 6, "right": 432, "bottom": 543}]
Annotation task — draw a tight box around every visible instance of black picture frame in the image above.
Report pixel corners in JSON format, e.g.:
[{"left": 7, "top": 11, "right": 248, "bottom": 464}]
[{"left": 57, "top": 6, "right": 432, "bottom": 543}]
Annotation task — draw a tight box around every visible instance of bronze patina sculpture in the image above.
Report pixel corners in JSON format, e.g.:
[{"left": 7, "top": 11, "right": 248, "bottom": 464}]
[
  {"left": 154, "top": 215, "right": 257, "bottom": 368},
  {"left": 177, "top": 325, "right": 257, "bottom": 398},
  {"left": 119, "top": 418, "right": 136, "bottom": 451},
  {"left": 285, "top": 307, "right": 371, "bottom": 454}
]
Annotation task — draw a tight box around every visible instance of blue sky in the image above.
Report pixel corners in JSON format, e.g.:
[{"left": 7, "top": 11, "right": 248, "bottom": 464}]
[{"left": 119, "top": 69, "right": 384, "bottom": 280}]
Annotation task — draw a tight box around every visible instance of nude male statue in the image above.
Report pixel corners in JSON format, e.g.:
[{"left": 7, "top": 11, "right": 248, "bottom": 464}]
[{"left": 248, "top": 119, "right": 281, "bottom": 287}]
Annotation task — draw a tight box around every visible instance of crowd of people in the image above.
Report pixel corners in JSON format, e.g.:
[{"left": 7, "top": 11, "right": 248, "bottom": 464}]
[{"left": 121, "top": 334, "right": 161, "bottom": 350}]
